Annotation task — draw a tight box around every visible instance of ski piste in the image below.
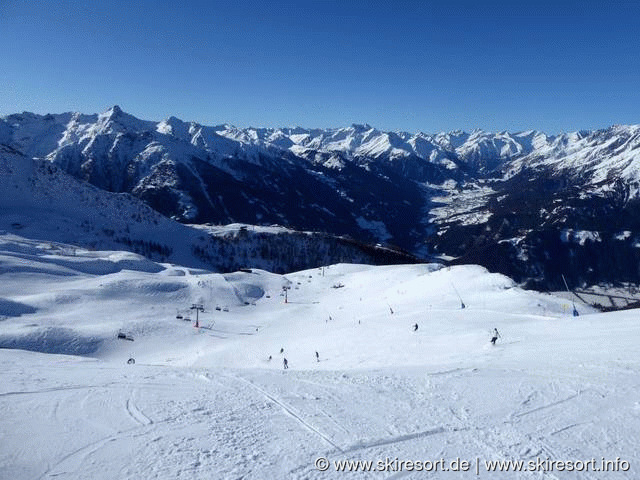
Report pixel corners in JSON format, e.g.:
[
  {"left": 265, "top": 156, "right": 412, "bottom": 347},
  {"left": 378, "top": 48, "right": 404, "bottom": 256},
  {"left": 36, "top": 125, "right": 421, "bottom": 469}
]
[{"left": 2, "top": 234, "right": 638, "bottom": 479}]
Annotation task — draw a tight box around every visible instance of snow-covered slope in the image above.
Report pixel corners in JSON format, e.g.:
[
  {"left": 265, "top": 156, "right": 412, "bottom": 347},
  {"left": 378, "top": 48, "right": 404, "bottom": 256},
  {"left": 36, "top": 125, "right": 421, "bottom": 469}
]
[
  {"left": 1, "top": 235, "right": 638, "bottom": 479},
  {"left": 0, "top": 143, "right": 199, "bottom": 264},
  {"left": 0, "top": 145, "right": 420, "bottom": 274}
]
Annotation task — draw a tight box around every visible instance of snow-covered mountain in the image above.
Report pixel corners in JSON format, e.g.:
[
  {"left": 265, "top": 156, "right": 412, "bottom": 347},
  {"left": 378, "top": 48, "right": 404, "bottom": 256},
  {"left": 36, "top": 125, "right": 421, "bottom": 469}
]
[
  {"left": 4, "top": 108, "right": 640, "bottom": 184},
  {"left": 3, "top": 110, "right": 640, "bottom": 477},
  {"left": 2, "top": 107, "right": 640, "bottom": 287},
  {"left": 0, "top": 143, "right": 418, "bottom": 274}
]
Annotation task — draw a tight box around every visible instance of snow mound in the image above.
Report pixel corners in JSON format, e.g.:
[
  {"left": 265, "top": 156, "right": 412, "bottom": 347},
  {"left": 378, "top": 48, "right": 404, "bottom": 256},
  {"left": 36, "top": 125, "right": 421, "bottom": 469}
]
[{"left": 0, "top": 327, "right": 101, "bottom": 355}]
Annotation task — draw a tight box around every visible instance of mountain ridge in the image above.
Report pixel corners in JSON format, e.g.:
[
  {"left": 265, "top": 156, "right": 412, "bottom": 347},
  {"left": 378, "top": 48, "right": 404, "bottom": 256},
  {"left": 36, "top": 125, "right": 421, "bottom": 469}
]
[{"left": 2, "top": 107, "right": 640, "bottom": 288}]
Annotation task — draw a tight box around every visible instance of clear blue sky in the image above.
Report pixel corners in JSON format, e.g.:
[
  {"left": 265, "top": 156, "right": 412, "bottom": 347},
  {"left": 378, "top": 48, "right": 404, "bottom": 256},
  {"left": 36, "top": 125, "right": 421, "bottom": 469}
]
[{"left": 1, "top": 0, "right": 639, "bottom": 133}]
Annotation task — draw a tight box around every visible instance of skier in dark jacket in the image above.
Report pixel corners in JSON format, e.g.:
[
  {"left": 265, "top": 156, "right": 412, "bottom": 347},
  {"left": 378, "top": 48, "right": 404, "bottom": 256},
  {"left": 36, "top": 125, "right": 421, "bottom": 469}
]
[
  {"left": 490, "top": 328, "right": 501, "bottom": 345},
  {"left": 315, "top": 351, "right": 320, "bottom": 362},
  {"left": 283, "top": 358, "right": 289, "bottom": 369},
  {"left": 413, "top": 323, "right": 419, "bottom": 332}
]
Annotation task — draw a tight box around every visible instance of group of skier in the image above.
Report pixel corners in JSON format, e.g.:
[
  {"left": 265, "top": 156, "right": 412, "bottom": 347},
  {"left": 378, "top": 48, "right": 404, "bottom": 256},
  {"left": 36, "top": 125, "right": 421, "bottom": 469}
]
[
  {"left": 269, "top": 349, "right": 321, "bottom": 369},
  {"left": 270, "top": 322, "right": 502, "bottom": 371},
  {"left": 412, "top": 323, "right": 501, "bottom": 345}
]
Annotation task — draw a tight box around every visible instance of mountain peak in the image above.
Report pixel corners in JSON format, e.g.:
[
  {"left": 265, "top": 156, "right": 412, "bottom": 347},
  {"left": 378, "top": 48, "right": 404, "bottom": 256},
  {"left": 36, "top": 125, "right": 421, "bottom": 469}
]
[
  {"left": 106, "top": 105, "right": 123, "bottom": 116},
  {"left": 93, "top": 106, "right": 156, "bottom": 134},
  {"left": 97, "top": 105, "right": 124, "bottom": 124},
  {"left": 157, "top": 115, "right": 188, "bottom": 136}
]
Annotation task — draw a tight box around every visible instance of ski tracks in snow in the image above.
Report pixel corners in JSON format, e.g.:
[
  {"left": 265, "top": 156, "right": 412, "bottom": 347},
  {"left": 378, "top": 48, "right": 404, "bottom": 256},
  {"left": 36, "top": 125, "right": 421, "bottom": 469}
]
[
  {"left": 125, "top": 389, "right": 153, "bottom": 426},
  {"left": 511, "top": 391, "right": 583, "bottom": 419},
  {"left": 30, "top": 380, "right": 160, "bottom": 479},
  {"left": 226, "top": 373, "right": 345, "bottom": 453},
  {"left": 36, "top": 421, "right": 156, "bottom": 480},
  {"left": 10, "top": 360, "right": 637, "bottom": 480}
]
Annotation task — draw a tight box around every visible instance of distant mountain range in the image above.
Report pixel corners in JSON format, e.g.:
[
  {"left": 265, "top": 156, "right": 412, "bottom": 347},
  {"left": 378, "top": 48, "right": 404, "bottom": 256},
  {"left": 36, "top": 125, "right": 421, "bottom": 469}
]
[{"left": 2, "top": 106, "right": 640, "bottom": 288}]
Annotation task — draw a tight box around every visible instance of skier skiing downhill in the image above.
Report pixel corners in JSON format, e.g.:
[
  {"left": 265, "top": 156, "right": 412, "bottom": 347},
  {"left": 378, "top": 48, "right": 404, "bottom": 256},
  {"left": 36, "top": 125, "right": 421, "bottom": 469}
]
[
  {"left": 413, "top": 323, "right": 419, "bottom": 332},
  {"left": 315, "top": 351, "right": 320, "bottom": 362},
  {"left": 283, "top": 358, "right": 289, "bottom": 369},
  {"left": 490, "top": 328, "right": 501, "bottom": 345}
]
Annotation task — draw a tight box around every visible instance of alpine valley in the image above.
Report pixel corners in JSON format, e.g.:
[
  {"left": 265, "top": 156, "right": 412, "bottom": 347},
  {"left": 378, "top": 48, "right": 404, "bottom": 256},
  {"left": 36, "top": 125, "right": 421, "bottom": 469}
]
[{"left": 2, "top": 106, "right": 640, "bottom": 289}]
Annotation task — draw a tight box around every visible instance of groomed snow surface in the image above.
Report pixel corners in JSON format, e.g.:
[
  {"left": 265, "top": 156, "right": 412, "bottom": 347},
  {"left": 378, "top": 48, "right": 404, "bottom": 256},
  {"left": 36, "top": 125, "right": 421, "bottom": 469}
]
[{"left": 1, "top": 233, "right": 639, "bottom": 479}]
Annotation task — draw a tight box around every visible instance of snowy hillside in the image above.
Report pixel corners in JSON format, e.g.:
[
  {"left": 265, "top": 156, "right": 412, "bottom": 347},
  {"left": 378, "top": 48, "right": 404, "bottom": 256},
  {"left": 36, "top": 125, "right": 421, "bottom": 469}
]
[
  {"left": 0, "top": 143, "right": 200, "bottom": 264},
  {"left": 0, "top": 145, "right": 420, "bottom": 274},
  {"left": 1, "top": 235, "right": 638, "bottom": 479}
]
